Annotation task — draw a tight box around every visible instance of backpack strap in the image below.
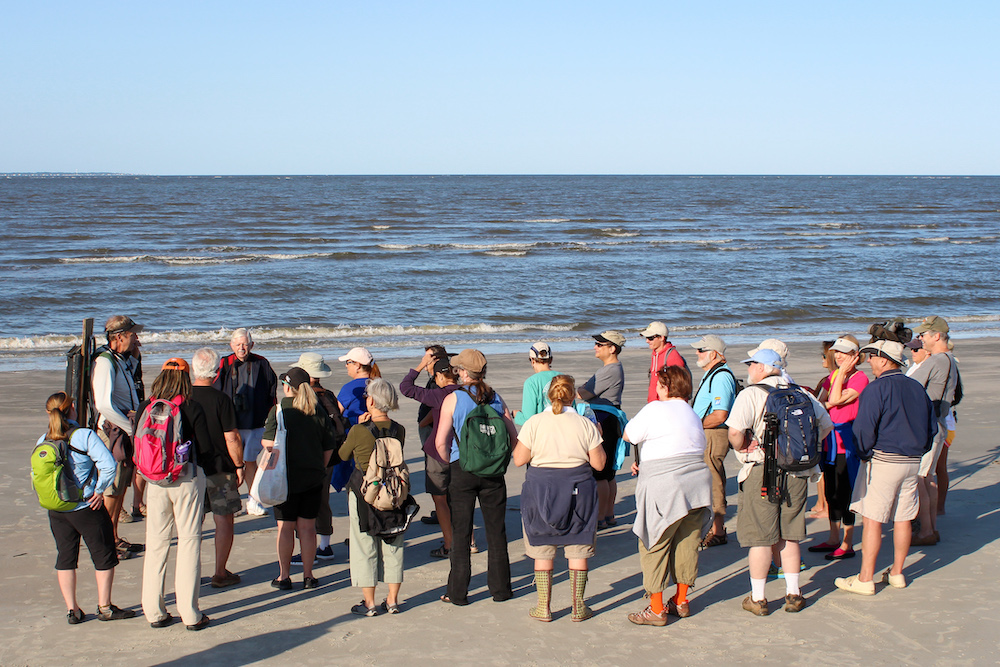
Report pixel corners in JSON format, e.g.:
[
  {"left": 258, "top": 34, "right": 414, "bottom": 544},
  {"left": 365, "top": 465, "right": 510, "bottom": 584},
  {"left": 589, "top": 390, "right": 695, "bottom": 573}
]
[{"left": 697, "top": 364, "right": 737, "bottom": 418}]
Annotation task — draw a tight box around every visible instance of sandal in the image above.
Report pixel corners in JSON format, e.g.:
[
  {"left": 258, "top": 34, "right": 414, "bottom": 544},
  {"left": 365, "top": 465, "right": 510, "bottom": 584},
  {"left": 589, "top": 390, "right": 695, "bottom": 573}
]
[
  {"left": 700, "top": 531, "right": 728, "bottom": 549},
  {"left": 116, "top": 538, "right": 144, "bottom": 553},
  {"left": 430, "top": 545, "right": 450, "bottom": 559}
]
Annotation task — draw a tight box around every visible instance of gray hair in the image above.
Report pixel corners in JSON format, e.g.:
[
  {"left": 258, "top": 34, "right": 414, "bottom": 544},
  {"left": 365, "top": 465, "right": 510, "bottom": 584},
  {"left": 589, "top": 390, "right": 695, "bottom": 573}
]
[
  {"left": 760, "top": 364, "right": 781, "bottom": 378},
  {"left": 365, "top": 378, "right": 399, "bottom": 412},
  {"left": 191, "top": 347, "right": 220, "bottom": 381},
  {"left": 230, "top": 328, "right": 252, "bottom": 345}
]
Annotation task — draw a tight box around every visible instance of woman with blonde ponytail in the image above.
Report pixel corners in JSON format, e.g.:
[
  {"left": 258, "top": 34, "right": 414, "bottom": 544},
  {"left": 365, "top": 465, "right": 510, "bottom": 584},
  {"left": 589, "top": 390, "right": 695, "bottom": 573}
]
[
  {"left": 37, "top": 392, "right": 130, "bottom": 624},
  {"left": 262, "top": 367, "right": 336, "bottom": 591},
  {"left": 513, "top": 375, "right": 606, "bottom": 622}
]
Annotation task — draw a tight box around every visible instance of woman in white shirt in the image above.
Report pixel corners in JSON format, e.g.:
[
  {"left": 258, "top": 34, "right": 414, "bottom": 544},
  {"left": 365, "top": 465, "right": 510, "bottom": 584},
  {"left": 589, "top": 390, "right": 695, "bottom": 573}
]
[{"left": 623, "top": 366, "right": 712, "bottom": 627}]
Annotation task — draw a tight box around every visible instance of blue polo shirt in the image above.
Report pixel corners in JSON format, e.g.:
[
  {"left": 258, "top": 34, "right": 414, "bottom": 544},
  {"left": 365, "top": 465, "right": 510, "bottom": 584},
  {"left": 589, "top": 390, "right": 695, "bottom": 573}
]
[{"left": 692, "top": 363, "right": 738, "bottom": 419}]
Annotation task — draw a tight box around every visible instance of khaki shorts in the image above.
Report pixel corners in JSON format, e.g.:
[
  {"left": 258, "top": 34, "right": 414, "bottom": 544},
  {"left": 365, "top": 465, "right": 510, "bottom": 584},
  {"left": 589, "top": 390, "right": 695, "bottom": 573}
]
[
  {"left": 204, "top": 472, "right": 242, "bottom": 516},
  {"left": 523, "top": 531, "right": 596, "bottom": 560},
  {"left": 736, "top": 465, "right": 808, "bottom": 547},
  {"left": 103, "top": 460, "right": 135, "bottom": 498},
  {"left": 850, "top": 457, "right": 919, "bottom": 524},
  {"left": 425, "top": 453, "right": 451, "bottom": 496}
]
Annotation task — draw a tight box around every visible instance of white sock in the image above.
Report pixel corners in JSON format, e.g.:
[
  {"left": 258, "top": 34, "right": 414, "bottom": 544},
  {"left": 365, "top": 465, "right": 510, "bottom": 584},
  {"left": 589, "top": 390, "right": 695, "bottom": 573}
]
[
  {"left": 319, "top": 534, "right": 331, "bottom": 549},
  {"left": 750, "top": 577, "right": 767, "bottom": 602},
  {"left": 784, "top": 572, "right": 800, "bottom": 596}
]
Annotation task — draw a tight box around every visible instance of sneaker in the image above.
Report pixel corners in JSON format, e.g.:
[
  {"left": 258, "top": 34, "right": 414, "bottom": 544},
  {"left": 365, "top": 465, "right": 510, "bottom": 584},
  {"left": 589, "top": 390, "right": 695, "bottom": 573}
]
[
  {"left": 783, "top": 594, "right": 807, "bottom": 612},
  {"left": 290, "top": 553, "right": 318, "bottom": 567},
  {"left": 96, "top": 604, "right": 136, "bottom": 621},
  {"left": 66, "top": 609, "right": 85, "bottom": 625},
  {"left": 351, "top": 601, "right": 379, "bottom": 617},
  {"left": 247, "top": 499, "right": 268, "bottom": 516},
  {"left": 303, "top": 577, "right": 319, "bottom": 590},
  {"left": 271, "top": 578, "right": 293, "bottom": 591},
  {"left": 627, "top": 605, "right": 667, "bottom": 627},
  {"left": 880, "top": 569, "right": 907, "bottom": 589},
  {"left": 316, "top": 545, "right": 335, "bottom": 560},
  {"left": 210, "top": 571, "right": 241, "bottom": 588},
  {"left": 834, "top": 575, "right": 875, "bottom": 596},
  {"left": 667, "top": 597, "right": 691, "bottom": 618},
  {"left": 186, "top": 614, "right": 210, "bottom": 631},
  {"left": 742, "top": 596, "right": 770, "bottom": 616}
]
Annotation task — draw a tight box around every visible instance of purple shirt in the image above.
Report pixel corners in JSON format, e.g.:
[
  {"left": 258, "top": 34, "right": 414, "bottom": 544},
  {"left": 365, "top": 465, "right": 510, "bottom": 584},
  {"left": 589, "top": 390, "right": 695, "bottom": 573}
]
[{"left": 399, "top": 368, "right": 460, "bottom": 461}]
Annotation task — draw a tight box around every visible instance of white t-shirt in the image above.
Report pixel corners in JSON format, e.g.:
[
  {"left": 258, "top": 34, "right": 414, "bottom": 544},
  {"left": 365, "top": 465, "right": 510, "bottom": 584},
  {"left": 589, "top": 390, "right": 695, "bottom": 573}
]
[
  {"left": 624, "top": 399, "right": 706, "bottom": 461},
  {"left": 518, "top": 406, "right": 602, "bottom": 469}
]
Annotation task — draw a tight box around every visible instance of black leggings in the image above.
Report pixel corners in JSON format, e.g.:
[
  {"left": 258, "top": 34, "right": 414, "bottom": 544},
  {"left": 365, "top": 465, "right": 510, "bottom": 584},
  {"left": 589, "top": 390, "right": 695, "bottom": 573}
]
[{"left": 823, "top": 454, "right": 856, "bottom": 525}]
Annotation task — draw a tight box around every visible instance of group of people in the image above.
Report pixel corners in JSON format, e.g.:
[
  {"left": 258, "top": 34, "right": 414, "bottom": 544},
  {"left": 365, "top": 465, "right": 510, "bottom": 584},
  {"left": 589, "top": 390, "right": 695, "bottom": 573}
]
[{"left": 37, "top": 313, "right": 961, "bottom": 628}]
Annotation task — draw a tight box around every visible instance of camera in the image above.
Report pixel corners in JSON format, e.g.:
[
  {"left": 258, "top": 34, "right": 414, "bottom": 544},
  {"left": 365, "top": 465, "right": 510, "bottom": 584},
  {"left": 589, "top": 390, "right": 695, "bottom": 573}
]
[{"left": 868, "top": 318, "right": 913, "bottom": 344}]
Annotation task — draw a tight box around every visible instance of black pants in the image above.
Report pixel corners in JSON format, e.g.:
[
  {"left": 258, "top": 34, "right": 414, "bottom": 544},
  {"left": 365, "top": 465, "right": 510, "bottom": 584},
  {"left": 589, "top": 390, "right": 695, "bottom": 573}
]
[
  {"left": 447, "top": 463, "right": 512, "bottom": 604},
  {"left": 823, "top": 454, "right": 856, "bottom": 525}
]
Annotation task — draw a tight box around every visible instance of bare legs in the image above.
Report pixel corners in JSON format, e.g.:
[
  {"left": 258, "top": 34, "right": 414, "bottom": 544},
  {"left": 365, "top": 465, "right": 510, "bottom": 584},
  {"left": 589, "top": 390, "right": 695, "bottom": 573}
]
[{"left": 277, "top": 518, "right": 317, "bottom": 580}]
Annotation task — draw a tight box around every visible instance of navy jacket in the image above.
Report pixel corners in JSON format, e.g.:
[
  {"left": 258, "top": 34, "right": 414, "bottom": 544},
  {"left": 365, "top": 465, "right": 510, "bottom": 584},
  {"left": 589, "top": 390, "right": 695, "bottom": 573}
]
[
  {"left": 852, "top": 369, "right": 937, "bottom": 460},
  {"left": 213, "top": 353, "right": 277, "bottom": 430},
  {"left": 520, "top": 463, "right": 598, "bottom": 546}
]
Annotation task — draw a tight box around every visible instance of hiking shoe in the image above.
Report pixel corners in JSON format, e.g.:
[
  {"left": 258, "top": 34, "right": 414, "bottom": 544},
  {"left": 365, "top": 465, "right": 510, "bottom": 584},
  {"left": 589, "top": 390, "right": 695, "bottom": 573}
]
[
  {"left": 96, "top": 604, "right": 136, "bottom": 621},
  {"left": 881, "top": 569, "right": 907, "bottom": 589},
  {"left": 150, "top": 613, "right": 174, "bottom": 628},
  {"left": 783, "top": 594, "right": 807, "bottom": 612},
  {"left": 291, "top": 553, "right": 318, "bottom": 567},
  {"left": 667, "top": 597, "right": 691, "bottom": 618},
  {"left": 303, "top": 577, "right": 319, "bottom": 590},
  {"left": 742, "top": 596, "right": 770, "bottom": 616},
  {"left": 271, "top": 578, "right": 293, "bottom": 591},
  {"left": 627, "top": 605, "right": 667, "bottom": 627},
  {"left": 210, "top": 571, "right": 241, "bottom": 588},
  {"left": 351, "top": 602, "right": 379, "bottom": 617},
  {"left": 834, "top": 575, "right": 875, "bottom": 596},
  {"left": 116, "top": 538, "right": 144, "bottom": 553},
  {"left": 316, "top": 546, "right": 335, "bottom": 560},
  {"left": 67, "top": 609, "right": 85, "bottom": 625},
  {"left": 430, "top": 545, "right": 450, "bottom": 559},
  {"left": 186, "top": 614, "right": 210, "bottom": 631}
]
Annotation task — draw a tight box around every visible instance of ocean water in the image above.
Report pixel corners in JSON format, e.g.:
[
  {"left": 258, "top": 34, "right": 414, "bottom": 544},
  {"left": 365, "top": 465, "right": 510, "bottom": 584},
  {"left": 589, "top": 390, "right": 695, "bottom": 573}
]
[{"left": 2, "top": 175, "right": 998, "bottom": 371}]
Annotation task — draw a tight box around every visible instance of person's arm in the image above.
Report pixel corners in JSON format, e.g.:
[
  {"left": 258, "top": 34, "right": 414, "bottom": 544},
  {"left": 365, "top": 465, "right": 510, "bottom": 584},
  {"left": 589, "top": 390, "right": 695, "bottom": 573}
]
[
  {"left": 399, "top": 367, "right": 423, "bottom": 400},
  {"left": 265, "top": 361, "right": 278, "bottom": 406},
  {"left": 851, "top": 390, "right": 878, "bottom": 460},
  {"left": 224, "top": 430, "right": 244, "bottom": 485},
  {"left": 84, "top": 429, "right": 117, "bottom": 507},
  {"left": 588, "top": 423, "right": 607, "bottom": 471},
  {"left": 499, "top": 399, "right": 518, "bottom": 449},
  {"left": 261, "top": 405, "right": 278, "bottom": 451},
  {"left": 92, "top": 355, "right": 132, "bottom": 432},
  {"left": 512, "top": 440, "right": 532, "bottom": 467},
  {"left": 827, "top": 356, "right": 862, "bottom": 407},
  {"left": 435, "top": 393, "right": 457, "bottom": 461},
  {"left": 702, "top": 370, "right": 736, "bottom": 428},
  {"left": 515, "top": 377, "right": 540, "bottom": 426}
]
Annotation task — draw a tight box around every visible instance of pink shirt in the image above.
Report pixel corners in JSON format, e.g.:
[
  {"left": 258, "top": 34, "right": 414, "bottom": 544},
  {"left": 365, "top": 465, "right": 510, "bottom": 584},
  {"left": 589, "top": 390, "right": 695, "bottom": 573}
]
[{"left": 824, "top": 369, "right": 869, "bottom": 453}]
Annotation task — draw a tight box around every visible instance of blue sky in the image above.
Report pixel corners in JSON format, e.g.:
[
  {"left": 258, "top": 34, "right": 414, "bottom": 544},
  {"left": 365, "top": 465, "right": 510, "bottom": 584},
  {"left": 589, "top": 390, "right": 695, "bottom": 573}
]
[{"left": 2, "top": 2, "right": 996, "bottom": 175}]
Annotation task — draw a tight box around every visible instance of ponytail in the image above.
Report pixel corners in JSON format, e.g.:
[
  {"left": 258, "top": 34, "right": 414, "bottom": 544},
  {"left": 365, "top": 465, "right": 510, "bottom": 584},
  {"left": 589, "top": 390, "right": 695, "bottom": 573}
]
[
  {"left": 548, "top": 375, "right": 576, "bottom": 415},
  {"left": 463, "top": 369, "right": 495, "bottom": 405},
  {"left": 293, "top": 382, "right": 318, "bottom": 416},
  {"left": 45, "top": 392, "right": 74, "bottom": 441},
  {"left": 360, "top": 361, "right": 381, "bottom": 379}
]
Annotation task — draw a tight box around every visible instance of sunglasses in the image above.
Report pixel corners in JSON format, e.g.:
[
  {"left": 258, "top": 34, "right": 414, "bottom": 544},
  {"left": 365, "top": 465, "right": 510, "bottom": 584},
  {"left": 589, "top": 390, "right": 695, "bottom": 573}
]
[
  {"left": 594, "top": 342, "right": 613, "bottom": 348},
  {"left": 645, "top": 336, "right": 661, "bottom": 341}
]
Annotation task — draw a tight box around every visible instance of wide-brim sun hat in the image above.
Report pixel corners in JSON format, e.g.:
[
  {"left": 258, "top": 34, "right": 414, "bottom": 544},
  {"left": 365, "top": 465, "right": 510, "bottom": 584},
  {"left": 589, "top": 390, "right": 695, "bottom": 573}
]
[{"left": 292, "top": 352, "right": 332, "bottom": 378}]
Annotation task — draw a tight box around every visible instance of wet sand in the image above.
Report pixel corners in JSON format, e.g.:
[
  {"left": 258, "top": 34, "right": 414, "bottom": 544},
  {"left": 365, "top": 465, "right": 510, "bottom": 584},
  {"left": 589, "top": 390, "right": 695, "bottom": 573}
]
[{"left": 1, "top": 340, "right": 998, "bottom": 666}]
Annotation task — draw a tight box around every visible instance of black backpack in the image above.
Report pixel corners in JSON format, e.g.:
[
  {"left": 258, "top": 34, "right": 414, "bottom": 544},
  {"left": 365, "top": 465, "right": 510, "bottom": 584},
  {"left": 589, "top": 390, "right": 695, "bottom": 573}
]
[{"left": 754, "top": 384, "right": 821, "bottom": 473}]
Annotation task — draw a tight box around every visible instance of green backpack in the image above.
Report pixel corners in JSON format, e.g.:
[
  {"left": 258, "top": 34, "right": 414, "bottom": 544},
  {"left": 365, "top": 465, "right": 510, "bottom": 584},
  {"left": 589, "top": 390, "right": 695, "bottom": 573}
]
[
  {"left": 30, "top": 429, "right": 90, "bottom": 511},
  {"left": 458, "top": 392, "right": 511, "bottom": 478}
]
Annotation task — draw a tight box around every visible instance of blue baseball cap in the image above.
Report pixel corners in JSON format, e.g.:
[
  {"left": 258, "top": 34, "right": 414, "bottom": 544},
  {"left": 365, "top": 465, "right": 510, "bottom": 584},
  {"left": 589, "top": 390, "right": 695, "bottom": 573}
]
[{"left": 741, "top": 349, "right": 783, "bottom": 367}]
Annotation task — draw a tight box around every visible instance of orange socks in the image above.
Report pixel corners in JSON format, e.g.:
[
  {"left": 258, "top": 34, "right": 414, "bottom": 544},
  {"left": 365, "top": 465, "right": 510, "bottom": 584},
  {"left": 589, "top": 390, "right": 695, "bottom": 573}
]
[
  {"left": 650, "top": 592, "right": 664, "bottom": 614},
  {"left": 674, "top": 584, "right": 690, "bottom": 605}
]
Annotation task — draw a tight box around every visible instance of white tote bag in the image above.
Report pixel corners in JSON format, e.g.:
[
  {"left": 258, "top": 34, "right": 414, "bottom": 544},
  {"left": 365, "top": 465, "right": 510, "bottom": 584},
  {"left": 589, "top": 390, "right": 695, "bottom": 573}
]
[{"left": 250, "top": 404, "right": 288, "bottom": 507}]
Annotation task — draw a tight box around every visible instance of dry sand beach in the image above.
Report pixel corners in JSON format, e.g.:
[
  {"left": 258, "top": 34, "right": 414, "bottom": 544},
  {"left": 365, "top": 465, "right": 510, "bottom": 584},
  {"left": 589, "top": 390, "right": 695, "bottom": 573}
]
[{"left": 1, "top": 341, "right": 998, "bottom": 666}]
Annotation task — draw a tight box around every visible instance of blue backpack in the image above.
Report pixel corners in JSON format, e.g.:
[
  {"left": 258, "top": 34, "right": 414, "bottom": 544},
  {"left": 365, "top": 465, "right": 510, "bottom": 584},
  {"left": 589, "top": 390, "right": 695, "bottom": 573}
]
[{"left": 754, "top": 384, "right": 821, "bottom": 472}]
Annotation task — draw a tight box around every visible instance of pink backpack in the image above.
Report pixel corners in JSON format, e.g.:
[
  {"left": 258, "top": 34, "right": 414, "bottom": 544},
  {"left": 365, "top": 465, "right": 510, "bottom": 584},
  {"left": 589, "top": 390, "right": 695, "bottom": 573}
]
[{"left": 133, "top": 396, "right": 191, "bottom": 485}]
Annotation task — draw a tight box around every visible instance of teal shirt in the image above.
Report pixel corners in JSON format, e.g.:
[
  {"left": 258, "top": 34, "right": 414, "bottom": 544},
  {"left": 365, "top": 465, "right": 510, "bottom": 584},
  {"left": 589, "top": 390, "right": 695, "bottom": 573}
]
[
  {"left": 692, "top": 363, "right": 738, "bottom": 419},
  {"left": 515, "top": 370, "right": 561, "bottom": 426}
]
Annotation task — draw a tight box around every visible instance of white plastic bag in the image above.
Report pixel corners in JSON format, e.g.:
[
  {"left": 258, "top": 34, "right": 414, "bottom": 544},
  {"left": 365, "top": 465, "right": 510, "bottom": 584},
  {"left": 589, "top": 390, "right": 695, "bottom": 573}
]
[{"left": 250, "top": 405, "right": 288, "bottom": 507}]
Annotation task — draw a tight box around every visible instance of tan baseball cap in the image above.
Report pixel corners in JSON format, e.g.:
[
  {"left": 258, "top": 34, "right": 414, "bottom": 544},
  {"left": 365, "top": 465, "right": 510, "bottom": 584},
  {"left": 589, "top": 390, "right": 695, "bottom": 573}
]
[{"left": 452, "top": 349, "right": 487, "bottom": 373}]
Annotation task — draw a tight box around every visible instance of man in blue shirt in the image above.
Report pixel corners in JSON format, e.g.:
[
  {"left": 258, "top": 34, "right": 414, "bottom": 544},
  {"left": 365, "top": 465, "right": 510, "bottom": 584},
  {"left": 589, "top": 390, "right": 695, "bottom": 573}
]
[
  {"left": 835, "top": 340, "right": 936, "bottom": 596},
  {"left": 690, "top": 335, "right": 738, "bottom": 547}
]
